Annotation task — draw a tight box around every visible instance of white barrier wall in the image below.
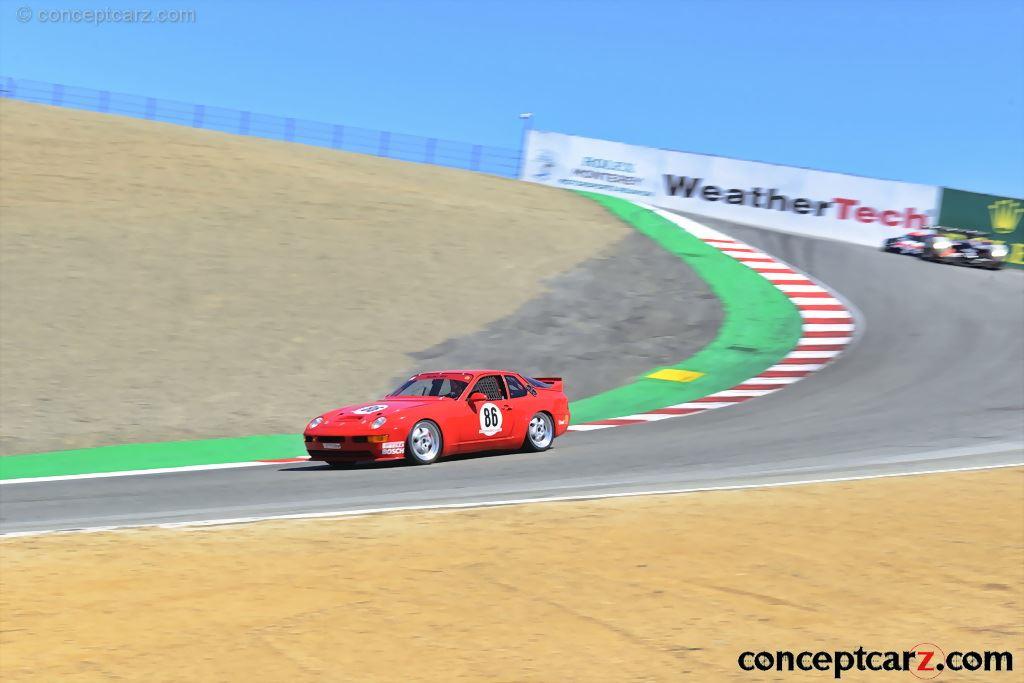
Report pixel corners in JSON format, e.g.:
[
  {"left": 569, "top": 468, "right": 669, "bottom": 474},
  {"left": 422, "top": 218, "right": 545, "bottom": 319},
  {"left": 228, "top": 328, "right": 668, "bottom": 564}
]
[{"left": 521, "top": 131, "right": 942, "bottom": 246}]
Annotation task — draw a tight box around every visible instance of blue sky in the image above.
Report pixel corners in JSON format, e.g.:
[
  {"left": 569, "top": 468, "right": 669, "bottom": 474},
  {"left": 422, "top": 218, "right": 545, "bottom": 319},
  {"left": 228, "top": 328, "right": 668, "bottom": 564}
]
[{"left": 1, "top": 0, "right": 1021, "bottom": 196}]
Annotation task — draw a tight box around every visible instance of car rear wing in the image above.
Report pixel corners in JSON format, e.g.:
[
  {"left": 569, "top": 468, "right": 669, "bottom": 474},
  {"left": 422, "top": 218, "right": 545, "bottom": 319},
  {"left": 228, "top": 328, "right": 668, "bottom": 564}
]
[{"left": 532, "top": 377, "right": 563, "bottom": 391}]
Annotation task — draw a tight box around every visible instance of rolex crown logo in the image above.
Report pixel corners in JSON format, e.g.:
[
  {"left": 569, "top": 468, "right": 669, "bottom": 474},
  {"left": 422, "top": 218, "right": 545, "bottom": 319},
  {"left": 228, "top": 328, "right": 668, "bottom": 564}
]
[{"left": 988, "top": 199, "right": 1023, "bottom": 234}]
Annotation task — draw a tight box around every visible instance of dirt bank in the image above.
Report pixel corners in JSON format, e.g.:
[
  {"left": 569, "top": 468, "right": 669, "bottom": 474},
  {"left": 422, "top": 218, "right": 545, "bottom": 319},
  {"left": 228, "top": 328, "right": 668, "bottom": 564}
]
[
  {"left": 0, "top": 100, "right": 632, "bottom": 453},
  {"left": 2, "top": 467, "right": 1020, "bottom": 681},
  {"left": 402, "top": 229, "right": 723, "bottom": 401}
]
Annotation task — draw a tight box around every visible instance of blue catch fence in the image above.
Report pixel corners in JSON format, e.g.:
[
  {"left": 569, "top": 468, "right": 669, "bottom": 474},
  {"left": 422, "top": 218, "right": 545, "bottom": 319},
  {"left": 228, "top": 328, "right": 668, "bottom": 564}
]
[{"left": 0, "top": 77, "right": 521, "bottom": 178}]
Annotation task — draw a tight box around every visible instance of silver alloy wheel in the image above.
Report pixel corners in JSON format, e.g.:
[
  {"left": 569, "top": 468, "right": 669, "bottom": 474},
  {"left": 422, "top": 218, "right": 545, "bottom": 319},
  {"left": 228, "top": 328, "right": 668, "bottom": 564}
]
[
  {"left": 409, "top": 421, "right": 441, "bottom": 463},
  {"left": 527, "top": 413, "right": 553, "bottom": 449}
]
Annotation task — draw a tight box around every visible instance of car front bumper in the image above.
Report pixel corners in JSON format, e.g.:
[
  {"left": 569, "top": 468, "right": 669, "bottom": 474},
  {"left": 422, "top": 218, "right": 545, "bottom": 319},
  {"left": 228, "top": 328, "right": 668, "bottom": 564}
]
[{"left": 303, "top": 432, "right": 407, "bottom": 463}]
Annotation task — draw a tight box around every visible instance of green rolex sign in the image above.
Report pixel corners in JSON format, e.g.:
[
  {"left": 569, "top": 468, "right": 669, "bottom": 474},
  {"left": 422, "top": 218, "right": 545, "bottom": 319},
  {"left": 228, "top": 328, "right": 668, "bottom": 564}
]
[{"left": 938, "top": 188, "right": 1024, "bottom": 268}]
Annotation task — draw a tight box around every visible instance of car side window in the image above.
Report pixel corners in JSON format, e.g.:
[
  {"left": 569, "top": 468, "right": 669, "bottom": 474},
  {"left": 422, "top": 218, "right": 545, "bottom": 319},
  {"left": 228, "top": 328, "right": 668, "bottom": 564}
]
[
  {"left": 472, "top": 375, "right": 507, "bottom": 400},
  {"left": 505, "top": 375, "right": 528, "bottom": 399}
]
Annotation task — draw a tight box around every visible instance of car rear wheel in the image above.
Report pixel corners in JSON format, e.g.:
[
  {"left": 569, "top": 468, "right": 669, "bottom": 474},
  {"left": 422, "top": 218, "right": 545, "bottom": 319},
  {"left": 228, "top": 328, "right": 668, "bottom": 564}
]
[
  {"left": 405, "top": 420, "right": 442, "bottom": 465},
  {"left": 522, "top": 412, "right": 554, "bottom": 452}
]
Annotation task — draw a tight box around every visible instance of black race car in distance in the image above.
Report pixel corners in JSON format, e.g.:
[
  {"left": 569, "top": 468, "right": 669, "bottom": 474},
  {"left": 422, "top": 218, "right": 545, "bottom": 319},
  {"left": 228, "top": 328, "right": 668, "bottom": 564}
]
[
  {"left": 882, "top": 230, "right": 933, "bottom": 256},
  {"left": 883, "top": 228, "right": 1007, "bottom": 270}
]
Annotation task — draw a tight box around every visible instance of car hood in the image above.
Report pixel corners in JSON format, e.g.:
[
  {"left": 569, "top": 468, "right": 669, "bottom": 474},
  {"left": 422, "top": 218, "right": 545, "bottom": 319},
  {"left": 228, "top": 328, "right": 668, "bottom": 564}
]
[{"left": 319, "top": 397, "right": 444, "bottom": 423}]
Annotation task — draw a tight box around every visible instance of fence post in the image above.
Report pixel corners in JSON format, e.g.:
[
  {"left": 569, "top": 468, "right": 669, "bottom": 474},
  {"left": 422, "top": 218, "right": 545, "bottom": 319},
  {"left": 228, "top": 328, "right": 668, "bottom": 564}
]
[
  {"left": 51, "top": 83, "right": 64, "bottom": 107},
  {"left": 145, "top": 97, "right": 157, "bottom": 120},
  {"left": 284, "top": 117, "right": 296, "bottom": 142},
  {"left": 378, "top": 131, "right": 391, "bottom": 157},
  {"left": 192, "top": 104, "right": 205, "bottom": 128},
  {"left": 425, "top": 138, "right": 437, "bottom": 164},
  {"left": 331, "top": 125, "right": 345, "bottom": 149},
  {"left": 238, "top": 111, "right": 250, "bottom": 135},
  {"left": 470, "top": 144, "right": 483, "bottom": 171},
  {"left": 98, "top": 90, "right": 110, "bottom": 113},
  {"left": 516, "top": 114, "right": 534, "bottom": 179}
]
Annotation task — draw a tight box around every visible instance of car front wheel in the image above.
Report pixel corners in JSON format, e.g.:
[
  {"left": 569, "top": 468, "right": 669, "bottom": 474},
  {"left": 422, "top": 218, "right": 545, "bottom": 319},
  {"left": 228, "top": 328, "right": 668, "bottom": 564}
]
[
  {"left": 405, "top": 420, "right": 443, "bottom": 465},
  {"left": 522, "top": 412, "right": 554, "bottom": 452}
]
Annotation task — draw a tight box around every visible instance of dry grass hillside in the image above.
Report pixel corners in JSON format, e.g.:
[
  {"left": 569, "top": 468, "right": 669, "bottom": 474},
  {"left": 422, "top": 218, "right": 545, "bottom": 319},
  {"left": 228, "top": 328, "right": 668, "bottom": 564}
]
[{"left": 0, "top": 100, "right": 627, "bottom": 454}]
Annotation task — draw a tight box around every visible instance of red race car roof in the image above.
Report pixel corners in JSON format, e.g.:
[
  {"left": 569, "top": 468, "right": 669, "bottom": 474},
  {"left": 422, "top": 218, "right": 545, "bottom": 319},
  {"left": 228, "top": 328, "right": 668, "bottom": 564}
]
[{"left": 412, "top": 369, "right": 520, "bottom": 379}]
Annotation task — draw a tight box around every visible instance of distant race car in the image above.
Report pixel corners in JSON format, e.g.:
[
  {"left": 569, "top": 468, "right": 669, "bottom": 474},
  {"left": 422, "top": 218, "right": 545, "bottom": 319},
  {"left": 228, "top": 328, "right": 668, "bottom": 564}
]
[
  {"left": 881, "top": 229, "right": 934, "bottom": 256},
  {"left": 304, "top": 370, "right": 571, "bottom": 465},
  {"left": 883, "top": 228, "right": 1007, "bottom": 270}
]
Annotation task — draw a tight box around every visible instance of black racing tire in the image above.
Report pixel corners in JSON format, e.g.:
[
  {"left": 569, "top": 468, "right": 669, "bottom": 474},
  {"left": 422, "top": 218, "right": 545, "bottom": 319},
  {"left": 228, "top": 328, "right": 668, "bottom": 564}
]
[
  {"left": 405, "top": 420, "right": 443, "bottom": 465},
  {"left": 521, "top": 412, "right": 555, "bottom": 452}
]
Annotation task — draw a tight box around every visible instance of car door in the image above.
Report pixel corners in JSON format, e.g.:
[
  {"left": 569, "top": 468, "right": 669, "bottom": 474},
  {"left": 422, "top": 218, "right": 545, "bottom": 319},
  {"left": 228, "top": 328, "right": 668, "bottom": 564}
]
[
  {"left": 502, "top": 373, "right": 538, "bottom": 443},
  {"left": 457, "top": 374, "right": 519, "bottom": 450}
]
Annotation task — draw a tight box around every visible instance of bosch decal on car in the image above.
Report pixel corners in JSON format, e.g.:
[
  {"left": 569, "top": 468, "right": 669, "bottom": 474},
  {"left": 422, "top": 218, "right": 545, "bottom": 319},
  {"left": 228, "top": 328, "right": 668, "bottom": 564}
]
[{"left": 380, "top": 441, "right": 405, "bottom": 455}]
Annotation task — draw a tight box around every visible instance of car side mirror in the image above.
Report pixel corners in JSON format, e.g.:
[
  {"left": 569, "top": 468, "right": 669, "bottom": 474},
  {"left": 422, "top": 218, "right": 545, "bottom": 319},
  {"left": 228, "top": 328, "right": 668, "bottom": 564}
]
[{"left": 468, "top": 392, "right": 488, "bottom": 403}]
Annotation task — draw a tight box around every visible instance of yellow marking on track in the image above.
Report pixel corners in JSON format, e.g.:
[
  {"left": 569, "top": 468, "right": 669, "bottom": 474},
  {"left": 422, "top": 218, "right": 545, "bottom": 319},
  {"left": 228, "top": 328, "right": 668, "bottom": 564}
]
[{"left": 647, "top": 369, "right": 704, "bottom": 383}]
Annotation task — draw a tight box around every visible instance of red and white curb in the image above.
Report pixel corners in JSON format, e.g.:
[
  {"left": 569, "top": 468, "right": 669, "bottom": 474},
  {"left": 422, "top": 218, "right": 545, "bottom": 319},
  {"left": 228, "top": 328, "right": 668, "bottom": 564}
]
[{"left": 567, "top": 206, "right": 856, "bottom": 432}]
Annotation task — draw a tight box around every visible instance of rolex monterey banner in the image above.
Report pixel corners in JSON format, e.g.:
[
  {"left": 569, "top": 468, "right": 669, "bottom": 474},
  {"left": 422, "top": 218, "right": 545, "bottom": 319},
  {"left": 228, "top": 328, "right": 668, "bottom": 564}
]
[
  {"left": 521, "top": 130, "right": 942, "bottom": 247},
  {"left": 937, "top": 189, "right": 1024, "bottom": 268}
]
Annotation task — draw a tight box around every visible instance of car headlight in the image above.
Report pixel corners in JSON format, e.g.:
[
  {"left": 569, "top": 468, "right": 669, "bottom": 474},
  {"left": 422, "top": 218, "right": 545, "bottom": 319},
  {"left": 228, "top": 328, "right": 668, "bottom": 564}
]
[
  {"left": 371, "top": 416, "right": 387, "bottom": 429},
  {"left": 932, "top": 238, "right": 953, "bottom": 250},
  {"left": 308, "top": 416, "right": 324, "bottom": 429},
  {"left": 990, "top": 244, "right": 1009, "bottom": 258}
]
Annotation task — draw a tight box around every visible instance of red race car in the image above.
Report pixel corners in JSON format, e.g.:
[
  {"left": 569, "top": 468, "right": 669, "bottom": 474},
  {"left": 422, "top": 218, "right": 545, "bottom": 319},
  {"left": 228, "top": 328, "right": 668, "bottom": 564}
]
[{"left": 304, "top": 370, "right": 571, "bottom": 466}]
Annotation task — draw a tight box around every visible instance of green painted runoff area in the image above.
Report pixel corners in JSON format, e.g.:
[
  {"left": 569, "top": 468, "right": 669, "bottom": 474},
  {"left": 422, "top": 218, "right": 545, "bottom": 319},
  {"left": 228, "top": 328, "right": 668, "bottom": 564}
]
[
  {"left": 0, "top": 194, "right": 801, "bottom": 480},
  {"left": 568, "top": 192, "right": 802, "bottom": 423},
  {"left": 0, "top": 435, "right": 306, "bottom": 480}
]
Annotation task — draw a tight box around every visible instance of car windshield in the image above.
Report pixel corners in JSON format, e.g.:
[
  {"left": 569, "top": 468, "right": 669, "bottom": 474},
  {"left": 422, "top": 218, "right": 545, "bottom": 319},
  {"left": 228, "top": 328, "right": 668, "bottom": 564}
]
[{"left": 388, "top": 376, "right": 468, "bottom": 399}]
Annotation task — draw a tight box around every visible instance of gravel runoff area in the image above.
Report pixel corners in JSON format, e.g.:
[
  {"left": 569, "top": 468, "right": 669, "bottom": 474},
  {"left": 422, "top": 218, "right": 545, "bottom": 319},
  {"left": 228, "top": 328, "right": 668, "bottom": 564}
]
[
  {"left": 0, "top": 99, "right": 716, "bottom": 454},
  {"left": 2, "top": 467, "right": 1020, "bottom": 681},
  {"left": 401, "top": 229, "right": 723, "bottom": 401}
]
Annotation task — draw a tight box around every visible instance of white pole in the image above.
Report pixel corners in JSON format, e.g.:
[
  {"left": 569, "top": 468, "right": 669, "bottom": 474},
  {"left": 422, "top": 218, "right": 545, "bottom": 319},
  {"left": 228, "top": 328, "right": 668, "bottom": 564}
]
[{"left": 517, "top": 112, "right": 534, "bottom": 179}]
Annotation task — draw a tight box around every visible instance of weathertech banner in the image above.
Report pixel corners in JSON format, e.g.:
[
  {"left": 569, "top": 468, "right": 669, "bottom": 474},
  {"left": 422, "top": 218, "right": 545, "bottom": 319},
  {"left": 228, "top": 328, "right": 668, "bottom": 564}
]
[
  {"left": 938, "top": 188, "right": 1024, "bottom": 268},
  {"left": 521, "top": 130, "right": 942, "bottom": 246}
]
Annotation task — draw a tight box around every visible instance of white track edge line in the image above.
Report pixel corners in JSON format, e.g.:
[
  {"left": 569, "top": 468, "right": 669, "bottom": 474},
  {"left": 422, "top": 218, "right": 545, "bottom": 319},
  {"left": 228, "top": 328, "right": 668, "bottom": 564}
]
[
  {"left": 4, "top": 460, "right": 1020, "bottom": 539},
  {"left": 0, "top": 459, "right": 301, "bottom": 485}
]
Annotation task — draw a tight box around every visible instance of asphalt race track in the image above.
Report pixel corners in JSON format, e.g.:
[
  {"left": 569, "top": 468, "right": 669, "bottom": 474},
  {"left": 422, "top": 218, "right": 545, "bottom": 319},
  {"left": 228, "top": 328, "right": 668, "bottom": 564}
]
[{"left": 3, "top": 220, "right": 1023, "bottom": 534}]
